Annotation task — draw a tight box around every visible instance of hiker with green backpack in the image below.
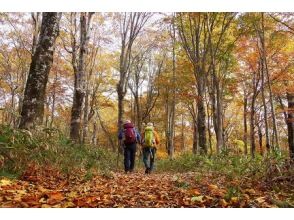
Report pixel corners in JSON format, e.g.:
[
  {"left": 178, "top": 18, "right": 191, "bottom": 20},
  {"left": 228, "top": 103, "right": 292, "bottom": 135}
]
[{"left": 141, "top": 122, "right": 160, "bottom": 174}]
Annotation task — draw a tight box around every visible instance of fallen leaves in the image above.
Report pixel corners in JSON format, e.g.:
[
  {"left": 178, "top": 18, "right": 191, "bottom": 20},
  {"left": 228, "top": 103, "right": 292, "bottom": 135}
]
[{"left": 0, "top": 170, "right": 292, "bottom": 208}]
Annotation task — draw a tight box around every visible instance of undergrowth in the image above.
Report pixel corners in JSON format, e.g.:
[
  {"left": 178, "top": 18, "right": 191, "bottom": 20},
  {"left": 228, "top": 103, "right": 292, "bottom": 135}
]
[
  {"left": 156, "top": 149, "right": 293, "bottom": 184},
  {"left": 0, "top": 125, "right": 119, "bottom": 178}
]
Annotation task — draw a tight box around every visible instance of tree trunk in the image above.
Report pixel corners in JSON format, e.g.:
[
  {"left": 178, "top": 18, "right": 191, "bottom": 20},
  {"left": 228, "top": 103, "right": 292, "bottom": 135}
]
[
  {"left": 92, "top": 121, "right": 98, "bottom": 146},
  {"left": 287, "top": 93, "right": 294, "bottom": 159},
  {"left": 260, "top": 13, "right": 279, "bottom": 149},
  {"left": 19, "top": 12, "right": 61, "bottom": 129},
  {"left": 181, "top": 114, "right": 185, "bottom": 152},
  {"left": 70, "top": 12, "right": 94, "bottom": 142},
  {"left": 257, "top": 116, "right": 263, "bottom": 156},
  {"left": 193, "top": 121, "right": 198, "bottom": 154},
  {"left": 197, "top": 72, "right": 207, "bottom": 154},
  {"left": 250, "top": 98, "right": 256, "bottom": 158},
  {"left": 82, "top": 84, "right": 90, "bottom": 144},
  {"left": 243, "top": 95, "right": 248, "bottom": 155},
  {"left": 117, "top": 91, "right": 125, "bottom": 132},
  {"left": 260, "top": 57, "right": 270, "bottom": 152},
  {"left": 50, "top": 71, "right": 58, "bottom": 128}
]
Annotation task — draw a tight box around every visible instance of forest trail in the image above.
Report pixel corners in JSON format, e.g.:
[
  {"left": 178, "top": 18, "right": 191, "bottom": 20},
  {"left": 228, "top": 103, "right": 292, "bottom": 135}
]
[{"left": 0, "top": 168, "right": 289, "bottom": 208}]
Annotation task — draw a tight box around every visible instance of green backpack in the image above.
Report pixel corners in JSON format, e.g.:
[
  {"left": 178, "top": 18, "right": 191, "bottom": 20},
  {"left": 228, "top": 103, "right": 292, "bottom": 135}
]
[{"left": 144, "top": 126, "right": 154, "bottom": 147}]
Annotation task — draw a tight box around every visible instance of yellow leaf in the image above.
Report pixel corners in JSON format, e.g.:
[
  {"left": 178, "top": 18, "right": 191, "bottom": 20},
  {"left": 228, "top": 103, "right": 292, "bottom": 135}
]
[
  {"left": 208, "top": 184, "right": 218, "bottom": 190},
  {"left": 63, "top": 201, "right": 76, "bottom": 208},
  {"left": 231, "top": 197, "right": 238, "bottom": 203},
  {"left": 255, "top": 197, "right": 266, "bottom": 203},
  {"left": 191, "top": 195, "right": 204, "bottom": 203},
  {"left": 219, "top": 199, "right": 228, "bottom": 207},
  {"left": 244, "top": 189, "right": 256, "bottom": 195},
  {"left": 67, "top": 191, "right": 78, "bottom": 198},
  {"left": 41, "top": 204, "right": 52, "bottom": 208},
  {"left": 0, "top": 179, "right": 12, "bottom": 186}
]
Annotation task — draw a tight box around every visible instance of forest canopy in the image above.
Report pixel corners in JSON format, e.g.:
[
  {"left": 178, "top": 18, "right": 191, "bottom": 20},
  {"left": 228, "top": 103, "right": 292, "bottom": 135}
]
[{"left": 0, "top": 12, "right": 293, "bottom": 158}]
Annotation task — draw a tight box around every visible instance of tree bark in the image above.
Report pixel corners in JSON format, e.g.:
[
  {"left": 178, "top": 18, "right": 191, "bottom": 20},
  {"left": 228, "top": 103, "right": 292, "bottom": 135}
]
[{"left": 19, "top": 12, "right": 61, "bottom": 129}]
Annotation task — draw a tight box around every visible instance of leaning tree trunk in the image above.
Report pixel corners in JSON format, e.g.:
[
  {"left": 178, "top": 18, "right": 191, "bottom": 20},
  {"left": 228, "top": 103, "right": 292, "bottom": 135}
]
[
  {"left": 19, "top": 12, "right": 61, "bottom": 129},
  {"left": 287, "top": 93, "right": 294, "bottom": 159}
]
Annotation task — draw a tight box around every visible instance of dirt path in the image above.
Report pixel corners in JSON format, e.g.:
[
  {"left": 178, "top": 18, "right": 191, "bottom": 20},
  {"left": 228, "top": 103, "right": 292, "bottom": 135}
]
[{"left": 0, "top": 171, "right": 288, "bottom": 207}]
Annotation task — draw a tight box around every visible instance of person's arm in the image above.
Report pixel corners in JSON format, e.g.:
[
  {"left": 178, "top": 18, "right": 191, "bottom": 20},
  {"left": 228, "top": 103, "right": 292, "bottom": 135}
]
[
  {"left": 135, "top": 128, "right": 141, "bottom": 143},
  {"left": 118, "top": 130, "right": 123, "bottom": 140}
]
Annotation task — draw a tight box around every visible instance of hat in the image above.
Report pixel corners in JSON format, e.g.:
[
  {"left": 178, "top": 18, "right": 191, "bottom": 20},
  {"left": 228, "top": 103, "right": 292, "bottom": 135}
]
[
  {"left": 124, "top": 120, "right": 131, "bottom": 124},
  {"left": 147, "top": 122, "right": 153, "bottom": 127}
]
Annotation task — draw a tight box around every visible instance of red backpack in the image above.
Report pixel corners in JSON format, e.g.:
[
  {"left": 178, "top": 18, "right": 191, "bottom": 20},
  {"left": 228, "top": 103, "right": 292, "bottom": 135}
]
[{"left": 123, "top": 123, "right": 136, "bottom": 144}]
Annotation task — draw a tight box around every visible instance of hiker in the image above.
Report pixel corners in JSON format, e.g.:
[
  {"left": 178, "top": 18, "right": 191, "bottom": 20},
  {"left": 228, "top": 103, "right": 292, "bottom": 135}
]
[
  {"left": 118, "top": 120, "right": 141, "bottom": 173},
  {"left": 141, "top": 122, "right": 160, "bottom": 174}
]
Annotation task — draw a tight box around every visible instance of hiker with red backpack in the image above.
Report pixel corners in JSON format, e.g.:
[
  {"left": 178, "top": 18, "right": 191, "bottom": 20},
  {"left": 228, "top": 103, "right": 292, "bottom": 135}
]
[
  {"left": 141, "top": 122, "right": 160, "bottom": 174},
  {"left": 118, "top": 120, "right": 141, "bottom": 173}
]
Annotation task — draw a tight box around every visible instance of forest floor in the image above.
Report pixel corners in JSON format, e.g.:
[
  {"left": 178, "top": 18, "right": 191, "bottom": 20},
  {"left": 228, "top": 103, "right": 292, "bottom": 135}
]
[{"left": 1, "top": 166, "right": 293, "bottom": 208}]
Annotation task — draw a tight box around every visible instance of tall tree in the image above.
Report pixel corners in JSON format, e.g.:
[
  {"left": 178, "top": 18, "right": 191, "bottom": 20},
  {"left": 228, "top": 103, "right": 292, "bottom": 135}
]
[
  {"left": 177, "top": 13, "right": 209, "bottom": 154},
  {"left": 116, "top": 12, "right": 151, "bottom": 131},
  {"left": 166, "top": 14, "right": 176, "bottom": 158},
  {"left": 68, "top": 12, "right": 94, "bottom": 142},
  {"left": 19, "top": 12, "right": 61, "bottom": 129}
]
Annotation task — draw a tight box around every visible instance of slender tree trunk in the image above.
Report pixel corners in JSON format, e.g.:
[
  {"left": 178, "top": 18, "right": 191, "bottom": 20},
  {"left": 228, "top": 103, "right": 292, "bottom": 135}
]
[
  {"left": 250, "top": 74, "right": 258, "bottom": 158},
  {"left": 181, "top": 114, "right": 185, "bottom": 152},
  {"left": 82, "top": 84, "right": 90, "bottom": 144},
  {"left": 257, "top": 116, "right": 263, "bottom": 156},
  {"left": 260, "top": 58, "right": 270, "bottom": 152},
  {"left": 19, "top": 12, "right": 61, "bottom": 129},
  {"left": 250, "top": 99, "right": 256, "bottom": 158},
  {"left": 117, "top": 91, "right": 125, "bottom": 132},
  {"left": 243, "top": 95, "right": 248, "bottom": 155},
  {"left": 287, "top": 93, "right": 294, "bottom": 159},
  {"left": 197, "top": 71, "right": 207, "bottom": 154},
  {"left": 206, "top": 93, "right": 213, "bottom": 155},
  {"left": 92, "top": 121, "right": 98, "bottom": 146},
  {"left": 50, "top": 71, "right": 58, "bottom": 128},
  {"left": 192, "top": 119, "right": 198, "bottom": 154},
  {"left": 260, "top": 13, "right": 279, "bottom": 149}
]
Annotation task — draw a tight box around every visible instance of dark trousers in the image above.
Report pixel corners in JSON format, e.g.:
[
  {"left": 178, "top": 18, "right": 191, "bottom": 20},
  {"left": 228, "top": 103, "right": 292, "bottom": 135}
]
[
  {"left": 143, "top": 147, "right": 156, "bottom": 171},
  {"left": 124, "top": 143, "right": 137, "bottom": 172}
]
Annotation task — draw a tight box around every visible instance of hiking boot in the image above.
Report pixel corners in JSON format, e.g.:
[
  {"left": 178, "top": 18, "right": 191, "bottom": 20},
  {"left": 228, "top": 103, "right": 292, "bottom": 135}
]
[{"left": 145, "top": 168, "right": 149, "bottom": 174}]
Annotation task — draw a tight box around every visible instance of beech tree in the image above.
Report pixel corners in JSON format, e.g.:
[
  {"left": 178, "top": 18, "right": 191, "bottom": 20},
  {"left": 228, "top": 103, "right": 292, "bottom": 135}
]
[
  {"left": 65, "top": 12, "right": 94, "bottom": 142},
  {"left": 19, "top": 12, "right": 61, "bottom": 129}
]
